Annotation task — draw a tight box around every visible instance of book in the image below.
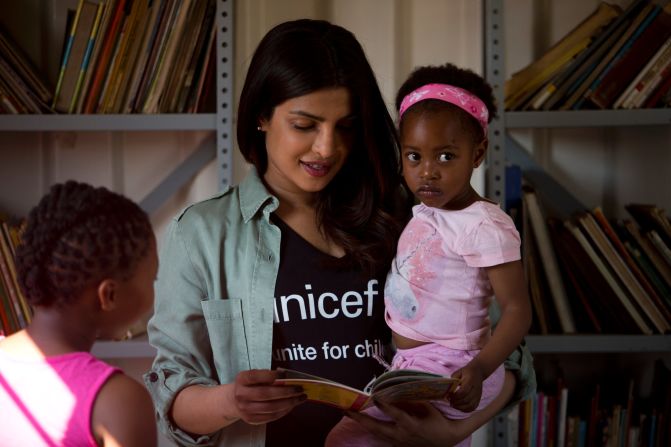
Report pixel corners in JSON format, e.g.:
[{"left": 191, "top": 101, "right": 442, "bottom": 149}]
[
  {"left": 0, "top": 230, "right": 27, "bottom": 330},
  {"left": 0, "top": 25, "right": 52, "bottom": 111},
  {"left": 52, "top": 0, "right": 101, "bottom": 113},
  {"left": 557, "top": 387, "right": 569, "bottom": 447},
  {"left": 522, "top": 186, "right": 577, "bottom": 333},
  {"left": 159, "top": 0, "right": 212, "bottom": 113},
  {"left": 643, "top": 65, "right": 671, "bottom": 106},
  {"left": 524, "top": 211, "right": 552, "bottom": 334},
  {"left": 509, "top": 37, "right": 593, "bottom": 111},
  {"left": 565, "top": 219, "right": 652, "bottom": 334},
  {"left": 82, "top": 0, "right": 127, "bottom": 113},
  {"left": 504, "top": 2, "right": 622, "bottom": 110},
  {"left": 539, "top": 17, "right": 629, "bottom": 111},
  {"left": 625, "top": 203, "right": 671, "bottom": 247},
  {"left": 273, "top": 367, "right": 459, "bottom": 411},
  {"left": 617, "top": 225, "right": 671, "bottom": 312},
  {"left": 68, "top": 0, "right": 105, "bottom": 113},
  {"left": 648, "top": 230, "right": 671, "bottom": 267},
  {"left": 576, "top": 211, "right": 670, "bottom": 333},
  {"left": 588, "top": 2, "right": 671, "bottom": 109},
  {"left": 559, "top": 0, "right": 654, "bottom": 110},
  {"left": 98, "top": 0, "right": 147, "bottom": 113},
  {"left": 121, "top": 0, "right": 167, "bottom": 113},
  {"left": 547, "top": 217, "right": 603, "bottom": 333},
  {"left": 130, "top": 0, "right": 178, "bottom": 112},
  {"left": 591, "top": 207, "right": 671, "bottom": 324},
  {"left": 141, "top": 0, "right": 193, "bottom": 113},
  {"left": 73, "top": 0, "right": 116, "bottom": 113},
  {"left": 174, "top": 0, "right": 216, "bottom": 113},
  {"left": 621, "top": 219, "right": 671, "bottom": 291},
  {"left": 108, "top": 0, "right": 155, "bottom": 113},
  {"left": 614, "top": 34, "right": 671, "bottom": 108}
]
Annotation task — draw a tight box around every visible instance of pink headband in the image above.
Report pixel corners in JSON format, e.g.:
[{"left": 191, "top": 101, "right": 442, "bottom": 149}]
[{"left": 398, "top": 83, "right": 489, "bottom": 135}]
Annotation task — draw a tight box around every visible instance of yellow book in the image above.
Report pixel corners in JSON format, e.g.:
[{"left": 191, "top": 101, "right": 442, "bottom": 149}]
[{"left": 505, "top": 2, "right": 621, "bottom": 108}]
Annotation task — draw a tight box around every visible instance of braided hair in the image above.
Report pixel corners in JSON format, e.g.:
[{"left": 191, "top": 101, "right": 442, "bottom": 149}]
[{"left": 15, "top": 181, "right": 153, "bottom": 308}]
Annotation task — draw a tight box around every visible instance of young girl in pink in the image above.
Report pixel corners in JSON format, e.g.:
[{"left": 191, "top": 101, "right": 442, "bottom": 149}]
[
  {"left": 0, "top": 181, "right": 158, "bottom": 447},
  {"left": 327, "top": 63, "right": 532, "bottom": 447}
]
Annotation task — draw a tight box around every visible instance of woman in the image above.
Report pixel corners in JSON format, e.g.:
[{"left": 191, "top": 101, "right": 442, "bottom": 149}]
[{"left": 144, "top": 18, "right": 534, "bottom": 447}]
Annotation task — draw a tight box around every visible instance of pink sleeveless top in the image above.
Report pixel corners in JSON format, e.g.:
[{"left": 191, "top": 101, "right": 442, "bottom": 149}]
[{"left": 0, "top": 349, "right": 120, "bottom": 446}]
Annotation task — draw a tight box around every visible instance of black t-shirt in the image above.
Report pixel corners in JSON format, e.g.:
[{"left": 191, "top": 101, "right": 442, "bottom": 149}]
[{"left": 266, "top": 215, "right": 389, "bottom": 447}]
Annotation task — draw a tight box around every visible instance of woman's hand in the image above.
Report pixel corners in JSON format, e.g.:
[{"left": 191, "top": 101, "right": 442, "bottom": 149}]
[
  {"left": 344, "top": 400, "right": 471, "bottom": 447},
  {"left": 229, "top": 369, "right": 307, "bottom": 425}
]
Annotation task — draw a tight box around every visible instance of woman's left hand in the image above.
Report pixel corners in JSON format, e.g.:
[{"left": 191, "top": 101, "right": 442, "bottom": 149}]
[{"left": 344, "top": 400, "right": 469, "bottom": 447}]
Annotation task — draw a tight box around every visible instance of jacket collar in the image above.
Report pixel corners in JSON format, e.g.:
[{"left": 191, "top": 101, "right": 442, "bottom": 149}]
[{"left": 239, "top": 166, "right": 278, "bottom": 222}]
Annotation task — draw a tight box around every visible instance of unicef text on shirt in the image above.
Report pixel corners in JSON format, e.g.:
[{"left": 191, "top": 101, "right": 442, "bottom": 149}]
[{"left": 273, "top": 280, "right": 379, "bottom": 323}]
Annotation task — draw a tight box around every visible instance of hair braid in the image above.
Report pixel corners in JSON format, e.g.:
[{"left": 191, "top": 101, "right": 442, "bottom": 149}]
[{"left": 16, "top": 181, "right": 153, "bottom": 308}]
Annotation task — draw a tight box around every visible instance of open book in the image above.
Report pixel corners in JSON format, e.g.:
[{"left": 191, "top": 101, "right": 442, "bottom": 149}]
[{"left": 274, "top": 367, "right": 460, "bottom": 411}]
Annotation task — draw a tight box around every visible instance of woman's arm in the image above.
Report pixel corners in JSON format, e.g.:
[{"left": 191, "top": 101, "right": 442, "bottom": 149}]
[
  {"left": 344, "top": 370, "right": 517, "bottom": 447},
  {"left": 170, "top": 370, "right": 306, "bottom": 435}
]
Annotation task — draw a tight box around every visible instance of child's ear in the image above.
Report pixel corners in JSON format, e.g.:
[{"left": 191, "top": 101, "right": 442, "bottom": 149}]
[
  {"left": 474, "top": 137, "right": 488, "bottom": 168},
  {"left": 97, "top": 279, "right": 118, "bottom": 311}
]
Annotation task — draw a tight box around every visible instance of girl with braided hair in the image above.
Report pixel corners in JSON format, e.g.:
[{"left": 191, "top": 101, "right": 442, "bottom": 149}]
[{"left": 0, "top": 180, "right": 158, "bottom": 447}]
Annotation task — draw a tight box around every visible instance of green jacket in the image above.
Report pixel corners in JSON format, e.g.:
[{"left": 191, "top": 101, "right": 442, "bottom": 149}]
[{"left": 144, "top": 167, "right": 536, "bottom": 447}]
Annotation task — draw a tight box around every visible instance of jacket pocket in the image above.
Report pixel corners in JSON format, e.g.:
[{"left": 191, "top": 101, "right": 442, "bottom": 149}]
[{"left": 201, "top": 298, "right": 251, "bottom": 381}]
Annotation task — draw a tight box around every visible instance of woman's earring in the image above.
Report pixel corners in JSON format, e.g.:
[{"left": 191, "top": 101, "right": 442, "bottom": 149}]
[{"left": 256, "top": 126, "right": 262, "bottom": 131}]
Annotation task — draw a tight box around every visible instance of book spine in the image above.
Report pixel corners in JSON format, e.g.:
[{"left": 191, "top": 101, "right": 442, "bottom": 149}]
[
  {"left": 52, "top": 0, "right": 86, "bottom": 109},
  {"left": 69, "top": 1, "right": 106, "bottom": 113}
]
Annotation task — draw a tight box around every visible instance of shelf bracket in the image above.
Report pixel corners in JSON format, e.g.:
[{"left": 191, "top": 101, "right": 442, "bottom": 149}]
[{"left": 139, "top": 135, "right": 216, "bottom": 214}]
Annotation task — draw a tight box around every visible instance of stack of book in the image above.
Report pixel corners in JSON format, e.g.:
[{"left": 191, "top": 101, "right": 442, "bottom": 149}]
[
  {"left": 51, "top": 0, "right": 216, "bottom": 114},
  {"left": 506, "top": 0, "right": 671, "bottom": 111},
  {"left": 521, "top": 184, "right": 671, "bottom": 335},
  {"left": 0, "top": 26, "right": 52, "bottom": 114},
  {"left": 516, "top": 361, "right": 670, "bottom": 447},
  {"left": 0, "top": 214, "right": 30, "bottom": 336}
]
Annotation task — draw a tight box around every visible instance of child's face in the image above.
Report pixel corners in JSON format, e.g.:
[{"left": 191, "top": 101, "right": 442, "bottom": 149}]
[
  {"left": 400, "top": 109, "right": 486, "bottom": 210},
  {"left": 259, "top": 87, "right": 356, "bottom": 198}
]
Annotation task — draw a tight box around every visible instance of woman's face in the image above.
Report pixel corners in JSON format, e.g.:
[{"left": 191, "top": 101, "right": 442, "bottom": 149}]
[{"left": 259, "top": 87, "right": 356, "bottom": 197}]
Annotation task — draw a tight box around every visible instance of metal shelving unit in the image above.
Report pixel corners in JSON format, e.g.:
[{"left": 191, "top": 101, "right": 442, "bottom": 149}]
[{"left": 484, "top": 2, "right": 671, "bottom": 443}]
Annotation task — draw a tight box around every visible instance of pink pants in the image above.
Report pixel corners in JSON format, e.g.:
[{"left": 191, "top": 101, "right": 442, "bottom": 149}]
[{"left": 324, "top": 343, "right": 505, "bottom": 447}]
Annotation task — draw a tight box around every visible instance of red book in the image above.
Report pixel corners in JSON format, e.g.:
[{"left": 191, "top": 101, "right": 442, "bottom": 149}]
[{"left": 589, "top": 3, "right": 671, "bottom": 108}]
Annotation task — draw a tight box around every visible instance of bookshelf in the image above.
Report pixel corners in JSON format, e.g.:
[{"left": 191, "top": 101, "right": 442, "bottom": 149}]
[
  {"left": 485, "top": 1, "right": 671, "bottom": 445},
  {"left": 0, "top": 0, "right": 234, "bottom": 356}
]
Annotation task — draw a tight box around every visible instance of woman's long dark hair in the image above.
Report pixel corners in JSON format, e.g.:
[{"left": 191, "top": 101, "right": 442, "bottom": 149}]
[{"left": 237, "top": 19, "right": 407, "bottom": 276}]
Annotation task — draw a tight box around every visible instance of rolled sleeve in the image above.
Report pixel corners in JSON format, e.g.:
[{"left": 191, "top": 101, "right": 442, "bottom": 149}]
[{"left": 145, "top": 218, "right": 221, "bottom": 446}]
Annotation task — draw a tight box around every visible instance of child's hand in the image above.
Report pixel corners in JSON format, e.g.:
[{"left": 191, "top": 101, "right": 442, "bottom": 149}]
[{"left": 449, "top": 362, "right": 485, "bottom": 412}]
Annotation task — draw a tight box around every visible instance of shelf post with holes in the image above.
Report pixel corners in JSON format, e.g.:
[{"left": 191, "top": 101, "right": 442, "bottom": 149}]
[
  {"left": 217, "top": 0, "right": 234, "bottom": 189},
  {"left": 483, "top": 0, "right": 506, "bottom": 206}
]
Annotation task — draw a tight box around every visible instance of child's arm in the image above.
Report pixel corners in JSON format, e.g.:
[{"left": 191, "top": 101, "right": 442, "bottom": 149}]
[
  {"left": 92, "top": 373, "right": 158, "bottom": 447},
  {"left": 450, "top": 259, "right": 532, "bottom": 412}
]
